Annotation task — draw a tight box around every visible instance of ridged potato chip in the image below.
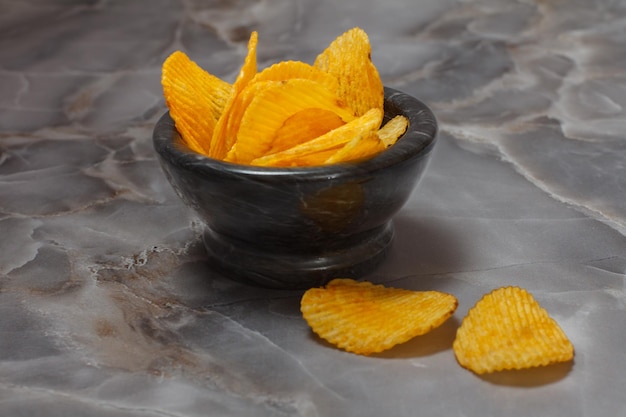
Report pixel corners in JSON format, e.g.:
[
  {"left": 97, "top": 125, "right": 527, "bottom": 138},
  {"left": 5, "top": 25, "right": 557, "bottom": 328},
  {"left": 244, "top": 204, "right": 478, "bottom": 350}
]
[
  {"left": 228, "top": 79, "right": 357, "bottom": 164},
  {"left": 270, "top": 108, "right": 346, "bottom": 154},
  {"left": 301, "top": 278, "right": 458, "bottom": 355},
  {"left": 251, "top": 108, "right": 382, "bottom": 167},
  {"left": 217, "top": 80, "right": 275, "bottom": 157},
  {"left": 453, "top": 286, "right": 574, "bottom": 374},
  {"left": 378, "top": 115, "right": 409, "bottom": 147},
  {"left": 252, "top": 60, "right": 341, "bottom": 95},
  {"left": 210, "top": 31, "right": 259, "bottom": 159},
  {"left": 161, "top": 51, "right": 233, "bottom": 155},
  {"left": 325, "top": 131, "right": 385, "bottom": 164},
  {"left": 265, "top": 148, "right": 341, "bottom": 168},
  {"left": 314, "top": 27, "right": 384, "bottom": 117}
]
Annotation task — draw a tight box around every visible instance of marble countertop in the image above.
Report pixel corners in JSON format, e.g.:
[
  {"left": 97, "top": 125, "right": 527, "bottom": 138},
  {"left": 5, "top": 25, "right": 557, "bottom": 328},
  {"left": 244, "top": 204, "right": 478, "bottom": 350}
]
[{"left": 2, "top": 0, "right": 625, "bottom": 416}]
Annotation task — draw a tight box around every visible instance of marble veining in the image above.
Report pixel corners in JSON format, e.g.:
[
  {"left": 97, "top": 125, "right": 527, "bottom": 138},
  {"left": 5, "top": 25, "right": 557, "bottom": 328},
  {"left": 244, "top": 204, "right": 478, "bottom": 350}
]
[{"left": 1, "top": 0, "right": 625, "bottom": 416}]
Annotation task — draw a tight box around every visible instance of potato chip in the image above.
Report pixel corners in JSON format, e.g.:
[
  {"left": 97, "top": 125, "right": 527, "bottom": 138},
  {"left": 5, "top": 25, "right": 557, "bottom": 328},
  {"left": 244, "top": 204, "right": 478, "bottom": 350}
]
[
  {"left": 218, "top": 80, "right": 275, "bottom": 155},
  {"left": 270, "top": 108, "right": 346, "bottom": 154},
  {"left": 453, "top": 286, "right": 574, "bottom": 375},
  {"left": 210, "top": 31, "right": 259, "bottom": 159},
  {"left": 325, "top": 131, "right": 385, "bottom": 164},
  {"left": 252, "top": 60, "right": 341, "bottom": 96},
  {"left": 378, "top": 115, "right": 409, "bottom": 147},
  {"left": 301, "top": 278, "right": 458, "bottom": 355},
  {"left": 266, "top": 149, "right": 341, "bottom": 167},
  {"left": 226, "top": 79, "right": 355, "bottom": 163},
  {"left": 161, "top": 51, "right": 233, "bottom": 155},
  {"left": 314, "top": 27, "right": 384, "bottom": 116},
  {"left": 251, "top": 108, "right": 382, "bottom": 166}
]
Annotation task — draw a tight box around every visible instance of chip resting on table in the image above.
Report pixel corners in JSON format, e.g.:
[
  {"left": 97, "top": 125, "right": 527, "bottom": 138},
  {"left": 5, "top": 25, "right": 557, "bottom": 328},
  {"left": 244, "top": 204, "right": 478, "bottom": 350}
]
[
  {"left": 301, "top": 278, "right": 458, "bottom": 355},
  {"left": 453, "top": 286, "right": 574, "bottom": 374}
]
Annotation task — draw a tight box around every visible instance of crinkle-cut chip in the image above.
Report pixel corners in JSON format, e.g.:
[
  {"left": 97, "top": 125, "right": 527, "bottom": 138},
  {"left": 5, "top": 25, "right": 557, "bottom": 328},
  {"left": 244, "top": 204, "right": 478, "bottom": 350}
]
[
  {"left": 314, "top": 27, "right": 384, "bottom": 116},
  {"left": 325, "top": 131, "right": 385, "bottom": 164},
  {"left": 210, "top": 31, "right": 258, "bottom": 159},
  {"left": 252, "top": 60, "right": 341, "bottom": 97},
  {"left": 218, "top": 80, "right": 275, "bottom": 154},
  {"left": 219, "top": 61, "right": 345, "bottom": 160},
  {"left": 251, "top": 108, "right": 382, "bottom": 167},
  {"left": 225, "top": 79, "right": 355, "bottom": 164},
  {"left": 266, "top": 149, "right": 341, "bottom": 167},
  {"left": 453, "top": 286, "right": 574, "bottom": 375},
  {"left": 235, "top": 31, "right": 259, "bottom": 86},
  {"left": 378, "top": 115, "right": 409, "bottom": 148},
  {"left": 161, "top": 51, "right": 233, "bottom": 155},
  {"left": 301, "top": 278, "right": 458, "bottom": 355},
  {"left": 270, "top": 108, "right": 346, "bottom": 154}
]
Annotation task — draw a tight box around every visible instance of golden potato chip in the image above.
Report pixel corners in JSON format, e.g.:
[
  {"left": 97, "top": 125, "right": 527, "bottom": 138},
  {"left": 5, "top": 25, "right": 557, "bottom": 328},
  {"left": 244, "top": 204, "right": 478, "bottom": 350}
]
[
  {"left": 251, "top": 108, "right": 382, "bottom": 166},
  {"left": 252, "top": 60, "right": 341, "bottom": 96},
  {"left": 220, "top": 62, "right": 346, "bottom": 158},
  {"left": 301, "top": 278, "right": 458, "bottom": 355},
  {"left": 270, "top": 108, "right": 346, "bottom": 154},
  {"left": 235, "top": 31, "right": 259, "bottom": 86},
  {"left": 314, "top": 27, "right": 384, "bottom": 116},
  {"left": 226, "top": 79, "right": 355, "bottom": 164},
  {"left": 378, "top": 115, "right": 409, "bottom": 147},
  {"left": 218, "top": 80, "right": 275, "bottom": 155},
  {"left": 161, "top": 51, "right": 233, "bottom": 155},
  {"left": 265, "top": 149, "right": 341, "bottom": 167},
  {"left": 210, "top": 31, "right": 259, "bottom": 159},
  {"left": 453, "top": 286, "right": 574, "bottom": 375},
  {"left": 325, "top": 131, "right": 385, "bottom": 164}
]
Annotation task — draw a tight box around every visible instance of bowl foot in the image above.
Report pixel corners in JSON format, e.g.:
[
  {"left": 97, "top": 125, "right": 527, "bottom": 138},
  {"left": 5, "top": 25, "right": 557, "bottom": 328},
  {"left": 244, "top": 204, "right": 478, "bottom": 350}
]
[{"left": 202, "top": 223, "right": 394, "bottom": 289}]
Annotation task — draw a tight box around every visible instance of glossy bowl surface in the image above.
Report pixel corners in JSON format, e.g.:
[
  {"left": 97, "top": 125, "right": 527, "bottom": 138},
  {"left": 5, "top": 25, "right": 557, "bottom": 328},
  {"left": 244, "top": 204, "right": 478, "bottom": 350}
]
[{"left": 153, "top": 87, "right": 437, "bottom": 289}]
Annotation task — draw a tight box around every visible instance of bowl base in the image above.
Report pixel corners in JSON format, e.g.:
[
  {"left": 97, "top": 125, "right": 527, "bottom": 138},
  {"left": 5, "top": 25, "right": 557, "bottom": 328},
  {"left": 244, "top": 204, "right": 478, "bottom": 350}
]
[{"left": 202, "top": 223, "right": 394, "bottom": 289}]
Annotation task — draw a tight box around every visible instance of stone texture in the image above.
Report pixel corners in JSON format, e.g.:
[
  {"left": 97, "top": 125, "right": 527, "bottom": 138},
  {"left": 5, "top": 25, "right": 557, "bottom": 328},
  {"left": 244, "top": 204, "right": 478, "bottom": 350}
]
[{"left": 1, "top": 0, "right": 625, "bottom": 416}]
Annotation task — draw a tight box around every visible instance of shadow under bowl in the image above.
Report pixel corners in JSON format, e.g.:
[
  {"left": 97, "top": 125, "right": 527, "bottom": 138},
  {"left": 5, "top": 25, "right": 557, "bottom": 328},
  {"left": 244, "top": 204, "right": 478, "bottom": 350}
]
[{"left": 153, "top": 87, "right": 437, "bottom": 289}]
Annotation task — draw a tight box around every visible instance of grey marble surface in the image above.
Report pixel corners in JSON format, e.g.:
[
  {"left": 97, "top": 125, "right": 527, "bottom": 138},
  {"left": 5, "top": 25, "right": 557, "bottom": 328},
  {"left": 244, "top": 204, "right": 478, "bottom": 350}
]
[{"left": 1, "top": 0, "right": 625, "bottom": 416}]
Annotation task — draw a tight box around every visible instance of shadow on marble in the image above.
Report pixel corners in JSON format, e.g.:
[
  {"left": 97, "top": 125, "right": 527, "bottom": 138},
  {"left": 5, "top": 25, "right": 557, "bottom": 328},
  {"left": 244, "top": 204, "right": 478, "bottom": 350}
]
[
  {"left": 373, "top": 316, "right": 460, "bottom": 359},
  {"left": 376, "top": 214, "right": 469, "bottom": 284},
  {"left": 478, "top": 361, "right": 574, "bottom": 387}
]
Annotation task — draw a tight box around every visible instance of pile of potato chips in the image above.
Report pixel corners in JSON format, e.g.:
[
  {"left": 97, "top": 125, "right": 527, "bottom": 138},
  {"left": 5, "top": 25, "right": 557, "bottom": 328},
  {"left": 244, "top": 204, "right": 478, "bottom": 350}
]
[
  {"left": 301, "top": 280, "right": 574, "bottom": 375},
  {"left": 161, "top": 28, "right": 408, "bottom": 167}
]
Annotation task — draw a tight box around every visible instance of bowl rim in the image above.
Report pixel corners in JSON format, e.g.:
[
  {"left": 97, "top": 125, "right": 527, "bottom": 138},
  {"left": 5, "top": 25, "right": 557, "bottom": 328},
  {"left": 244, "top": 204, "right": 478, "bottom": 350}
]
[{"left": 153, "top": 87, "right": 437, "bottom": 182}]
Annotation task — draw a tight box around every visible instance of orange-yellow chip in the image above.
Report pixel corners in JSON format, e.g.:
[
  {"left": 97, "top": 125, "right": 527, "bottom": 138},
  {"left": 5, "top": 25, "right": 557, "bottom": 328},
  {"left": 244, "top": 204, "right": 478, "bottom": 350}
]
[
  {"left": 270, "top": 108, "right": 346, "bottom": 154},
  {"left": 210, "top": 31, "right": 259, "bottom": 159},
  {"left": 378, "top": 115, "right": 409, "bottom": 147},
  {"left": 218, "top": 80, "right": 275, "bottom": 155},
  {"left": 453, "top": 286, "right": 574, "bottom": 375},
  {"left": 265, "top": 148, "right": 341, "bottom": 167},
  {"left": 314, "top": 27, "right": 384, "bottom": 117},
  {"left": 301, "top": 278, "right": 458, "bottom": 355},
  {"left": 251, "top": 108, "right": 382, "bottom": 167},
  {"left": 226, "top": 79, "right": 355, "bottom": 164},
  {"left": 325, "top": 131, "right": 385, "bottom": 164},
  {"left": 161, "top": 51, "right": 233, "bottom": 155},
  {"left": 252, "top": 60, "right": 341, "bottom": 96}
]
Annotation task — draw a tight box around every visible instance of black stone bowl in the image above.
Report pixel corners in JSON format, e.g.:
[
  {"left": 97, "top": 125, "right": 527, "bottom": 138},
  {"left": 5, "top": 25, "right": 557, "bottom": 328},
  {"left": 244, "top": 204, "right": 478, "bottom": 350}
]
[{"left": 153, "top": 87, "right": 437, "bottom": 289}]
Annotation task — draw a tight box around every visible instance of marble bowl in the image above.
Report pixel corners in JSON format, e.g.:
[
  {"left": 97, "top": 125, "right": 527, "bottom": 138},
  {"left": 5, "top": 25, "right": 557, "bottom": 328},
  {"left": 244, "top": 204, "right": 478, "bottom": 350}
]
[{"left": 153, "top": 87, "right": 437, "bottom": 289}]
